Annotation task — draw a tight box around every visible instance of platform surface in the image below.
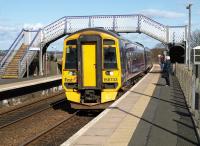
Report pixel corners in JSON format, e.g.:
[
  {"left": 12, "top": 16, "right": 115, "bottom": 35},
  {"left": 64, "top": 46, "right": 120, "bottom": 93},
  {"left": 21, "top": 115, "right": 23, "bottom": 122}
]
[
  {"left": 62, "top": 65, "right": 199, "bottom": 146},
  {"left": 0, "top": 75, "right": 61, "bottom": 92}
]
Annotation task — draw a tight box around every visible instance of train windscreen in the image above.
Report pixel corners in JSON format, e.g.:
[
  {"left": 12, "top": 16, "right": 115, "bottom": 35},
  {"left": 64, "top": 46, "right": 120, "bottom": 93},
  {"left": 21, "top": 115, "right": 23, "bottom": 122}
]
[
  {"left": 104, "top": 47, "right": 117, "bottom": 69},
  {"left": 65, "top": 47, "right": 77, "bottom": 69}
]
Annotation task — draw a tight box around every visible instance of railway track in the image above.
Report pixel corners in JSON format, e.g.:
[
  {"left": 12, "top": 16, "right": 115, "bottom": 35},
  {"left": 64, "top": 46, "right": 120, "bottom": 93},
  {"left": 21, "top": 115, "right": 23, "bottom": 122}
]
[
  {"left": 19, "top": 74, "right": 146, "bottom": 146},
  {"left": 21, "top": 110, "right": 102, "bottom": 146},
  {"left": 0, "top": 91, "right": 64, "bottom": 116},
  {"left": 21, "top": 110, "right": 80, "bottom": 146},
  {"left": 0, "top": 71, "right": 147, "bottom": 146},
  {"left": 0, "top": 91, "right": 65, "bottom": 129},
  {"left": 0, "top": 91, "right": 101, "bottom": 146}
]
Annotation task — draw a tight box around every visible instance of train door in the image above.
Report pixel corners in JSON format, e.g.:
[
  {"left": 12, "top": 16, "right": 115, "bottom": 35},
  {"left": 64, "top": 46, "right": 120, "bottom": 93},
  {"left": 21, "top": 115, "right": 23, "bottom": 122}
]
[
  {"left": 82, "top": 43, "right": 96, "bottom": 87},
  {"left": 78, "top": 35, "right": 102, "bottom": 89}
]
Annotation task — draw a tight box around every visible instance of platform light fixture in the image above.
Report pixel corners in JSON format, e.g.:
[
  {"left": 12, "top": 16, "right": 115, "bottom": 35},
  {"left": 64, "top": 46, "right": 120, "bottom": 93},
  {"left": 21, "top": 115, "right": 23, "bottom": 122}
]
[{"left": 186, "top": 3, "right": 192, "bottom": 70}]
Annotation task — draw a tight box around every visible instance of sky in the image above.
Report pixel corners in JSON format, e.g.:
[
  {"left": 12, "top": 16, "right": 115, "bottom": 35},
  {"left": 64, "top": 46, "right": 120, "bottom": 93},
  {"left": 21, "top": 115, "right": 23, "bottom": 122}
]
[{"left": 0, "top": 0, "right": 199, "bottom": 51}]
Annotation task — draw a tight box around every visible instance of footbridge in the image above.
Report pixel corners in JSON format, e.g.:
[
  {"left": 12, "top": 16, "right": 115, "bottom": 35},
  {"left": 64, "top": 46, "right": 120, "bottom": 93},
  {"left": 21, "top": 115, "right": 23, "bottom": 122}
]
[{"left": 0, "top": 14, "right": 187, "bottom": 78}]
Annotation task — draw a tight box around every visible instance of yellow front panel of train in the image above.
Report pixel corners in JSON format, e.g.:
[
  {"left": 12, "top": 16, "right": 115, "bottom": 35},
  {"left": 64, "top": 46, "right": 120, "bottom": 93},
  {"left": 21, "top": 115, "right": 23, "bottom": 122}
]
[{"left": 82, "top": 43, "right": 96, "bottom": 87}]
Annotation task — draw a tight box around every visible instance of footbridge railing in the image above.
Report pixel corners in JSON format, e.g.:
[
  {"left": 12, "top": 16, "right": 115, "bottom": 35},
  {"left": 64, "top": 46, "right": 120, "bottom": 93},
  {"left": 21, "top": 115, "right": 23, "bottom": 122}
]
[
  {"left": 18, "top": 29, "right": 41, "bottom": 78},
  {"left": 42, "top": 14, "right": 187, "bottom": 44},
  {"left": 0, "top": 14, "right": 187, "bottom": 78},
  {"left": 0, "top": 29, "right": 24, "bottom": 69}
]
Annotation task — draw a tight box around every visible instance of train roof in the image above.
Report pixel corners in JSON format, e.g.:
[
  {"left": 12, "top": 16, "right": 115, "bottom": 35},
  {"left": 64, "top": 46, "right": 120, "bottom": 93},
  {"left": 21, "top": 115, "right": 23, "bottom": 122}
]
[
  {"left": 66, "top": 28, "right": 145, "bottom": 49},
  {"left": 66, "top": 27, "right": 121, "bottom": 39}
]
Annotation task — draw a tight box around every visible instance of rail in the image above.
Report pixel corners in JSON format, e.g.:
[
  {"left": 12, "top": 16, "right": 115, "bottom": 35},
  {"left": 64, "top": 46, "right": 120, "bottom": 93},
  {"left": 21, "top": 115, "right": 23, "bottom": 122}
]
[
  {"left": 42, "top": 14, "right": 187, "bottom": 44},
  {"left": 0, "top": 92, "right": 65, "bottom": 129},
  {"left": 21, "top": 110, "right": 79, "bottom": 146},
  {"left": 1, "top": 14, "right": 187, "bottom": 78}
]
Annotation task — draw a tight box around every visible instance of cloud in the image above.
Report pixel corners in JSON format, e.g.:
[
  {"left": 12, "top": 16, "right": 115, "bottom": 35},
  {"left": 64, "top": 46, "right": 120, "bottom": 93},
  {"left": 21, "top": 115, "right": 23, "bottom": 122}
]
[
  {"left": 0, "top": 23, "right": 44, "bottom": 50},
  {"left": 140, "top": 9, "right": 185, "bottom": 19},
  {"left": 23, "top": 23, "right": 43, "bottom": 30},
  {"left": 0, "top": 24, "right": 19, "bottom": 41},
  {"left": 0, "top": 25, "right": 20, "bottom": 49},
  {"left": 0, "top": 25, "right": 19, "bottom": 32}
]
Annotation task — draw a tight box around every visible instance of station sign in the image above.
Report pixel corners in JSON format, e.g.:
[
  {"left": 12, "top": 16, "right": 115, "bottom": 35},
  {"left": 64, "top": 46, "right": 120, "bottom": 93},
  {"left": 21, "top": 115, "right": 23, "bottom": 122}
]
[{"left": 192, "top": 46, "right": 200, "bottom": 64}]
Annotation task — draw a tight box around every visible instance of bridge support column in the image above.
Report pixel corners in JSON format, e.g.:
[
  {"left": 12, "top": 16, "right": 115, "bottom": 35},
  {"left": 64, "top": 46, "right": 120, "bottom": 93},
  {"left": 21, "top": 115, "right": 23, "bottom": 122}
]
[{"left": 39, "top": 48, "right": 43, "bottom": 76}]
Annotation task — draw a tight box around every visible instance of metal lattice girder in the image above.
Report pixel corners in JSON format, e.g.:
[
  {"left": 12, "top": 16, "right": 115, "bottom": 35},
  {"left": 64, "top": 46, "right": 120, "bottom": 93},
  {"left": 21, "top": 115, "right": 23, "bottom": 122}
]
[
  {"left": 19, "top": 30, "right": 42, "bottom": 77},
  {"left": 168, "top": 26, "right": 187, "bottom": 44},
  {"left": 139, "top": 15, "right": 167, "bottom": 42},
  {"left": 42, "top": 17, "right": 66, "bottom": 43},
  {"left": 40, "top": 14, "right": 187, "bottom": 45},
  {"left": 0, "top": 14, "right": 188, "bottom": 77},
  {"left": 0, "top": 30, "right": 38, "bottom": 76}
]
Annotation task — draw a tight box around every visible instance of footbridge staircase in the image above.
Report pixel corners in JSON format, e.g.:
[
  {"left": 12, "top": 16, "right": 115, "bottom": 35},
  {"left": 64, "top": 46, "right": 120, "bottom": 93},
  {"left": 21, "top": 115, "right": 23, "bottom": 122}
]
[{"left": 0, "top": 14, "right": 187, "bottom": 78}]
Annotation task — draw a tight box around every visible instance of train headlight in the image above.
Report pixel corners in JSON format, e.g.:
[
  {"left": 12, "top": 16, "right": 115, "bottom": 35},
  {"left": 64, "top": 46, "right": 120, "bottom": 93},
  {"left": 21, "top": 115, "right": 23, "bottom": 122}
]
[
  {"left": 105, "top": 71, "right": 114, "bottom": 76},
  {"left": 110, "top": 71, "right": 114, "bottom": 76},
  {"left": 68, "top": 71, "right": 76, "bottom": 76}
]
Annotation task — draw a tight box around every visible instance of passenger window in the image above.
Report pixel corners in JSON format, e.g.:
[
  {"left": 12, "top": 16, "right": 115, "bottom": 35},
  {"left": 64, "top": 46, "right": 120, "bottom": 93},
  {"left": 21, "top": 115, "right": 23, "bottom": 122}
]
[
  {"left": 104, "top": 47, "right": 117, "bottom": 69},
  {"left": 65, "top": 47, "right": 77, "bottom": 69}
]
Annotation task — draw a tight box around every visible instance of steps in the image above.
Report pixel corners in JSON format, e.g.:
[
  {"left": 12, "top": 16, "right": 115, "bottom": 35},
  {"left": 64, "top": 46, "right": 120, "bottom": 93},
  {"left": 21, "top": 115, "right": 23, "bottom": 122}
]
[{"left": 2, "top": 44, "right": 28, "bottom": 78}]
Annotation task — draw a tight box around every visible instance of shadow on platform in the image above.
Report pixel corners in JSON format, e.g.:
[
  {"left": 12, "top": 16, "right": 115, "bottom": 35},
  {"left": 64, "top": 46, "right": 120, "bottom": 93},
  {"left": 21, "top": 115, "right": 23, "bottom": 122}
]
[{"left": 109, "top": 75, "right": 199, "bottom": 146}]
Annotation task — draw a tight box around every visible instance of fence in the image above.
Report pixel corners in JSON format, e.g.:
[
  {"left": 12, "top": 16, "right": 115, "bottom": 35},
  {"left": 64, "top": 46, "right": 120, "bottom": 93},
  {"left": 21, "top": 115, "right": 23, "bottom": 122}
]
[{"left": 175, "top": 63, "right": 200, "bottom": 136}]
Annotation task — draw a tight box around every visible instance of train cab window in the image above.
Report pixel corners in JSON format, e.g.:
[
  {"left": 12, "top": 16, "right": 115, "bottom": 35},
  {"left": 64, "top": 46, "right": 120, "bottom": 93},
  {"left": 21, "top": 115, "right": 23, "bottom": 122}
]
[
  {"left": 104, "top": 47, "right": 117, "bottom": 69},
  {"left": 66, "top": 40, "right": 77, "bottom": 45},
  {"left": 103, "top": 39, "right": 115, "bottom": 45},
  {"left": 65, "top": 47, "right": 77, "bottom": 69}
]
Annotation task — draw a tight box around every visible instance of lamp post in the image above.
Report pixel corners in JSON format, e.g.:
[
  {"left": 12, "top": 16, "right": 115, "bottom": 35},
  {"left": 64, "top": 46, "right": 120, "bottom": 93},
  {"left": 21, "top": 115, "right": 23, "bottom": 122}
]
[{"left": 186, "top": 3, "right": 192, "bottom": 70}]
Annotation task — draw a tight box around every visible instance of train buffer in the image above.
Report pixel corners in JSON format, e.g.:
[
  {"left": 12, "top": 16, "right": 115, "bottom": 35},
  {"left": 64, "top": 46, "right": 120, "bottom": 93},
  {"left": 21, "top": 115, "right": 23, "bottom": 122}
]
[{"left": 62, "top": 65, "right": 199, "bottom": 146}]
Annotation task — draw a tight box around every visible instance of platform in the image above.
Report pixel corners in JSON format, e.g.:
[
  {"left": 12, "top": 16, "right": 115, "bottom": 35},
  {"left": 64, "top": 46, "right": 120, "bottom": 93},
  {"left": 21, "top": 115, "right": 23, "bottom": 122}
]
[
  {"left": 61, "top": 65, "right": 199, "bottom": 146},
  {"left": 0, "top": 75, "right": 61, "bottom": 92}
]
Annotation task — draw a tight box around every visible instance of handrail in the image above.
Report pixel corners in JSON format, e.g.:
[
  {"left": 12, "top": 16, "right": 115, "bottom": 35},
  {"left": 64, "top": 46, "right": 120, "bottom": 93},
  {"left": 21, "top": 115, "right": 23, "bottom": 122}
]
[
  {"left": 0, "top": 14, "right": 187, "bottom": 77},
  {"left": 0, "top": 29, "right": 40, "bottom": 67},
  {"left": 42, "top": 14, "right": 186, "bottom": 45},
  {"left": 64, "top": 14, "right": 165, "bottom": 29},
  {"left": 18, "top": 29, "right": 41, "bottom": 77},
  {"left": 65, "top": 14, "right": 139, "bottom": 18},
  {"left": 19, "top": 29, "right": 41, "bottom": 64},
  {"left": 141, "top": 15, "right": 166, "bottom": 28},
  {"left": 0, "top": 29, "right": 24, "bottom": 67},
  {"left": 43, "top": 16, "right": 66, "bottom": 29}
]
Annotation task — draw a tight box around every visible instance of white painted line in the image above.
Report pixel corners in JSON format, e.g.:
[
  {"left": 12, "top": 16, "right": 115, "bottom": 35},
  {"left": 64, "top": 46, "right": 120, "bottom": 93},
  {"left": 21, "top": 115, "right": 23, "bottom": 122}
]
[
  {"left": 61, "top": 66, "right": 155, "bottom": 146},
  {"left": 0, "top": 75, "right": 61, "bottom": 92}
]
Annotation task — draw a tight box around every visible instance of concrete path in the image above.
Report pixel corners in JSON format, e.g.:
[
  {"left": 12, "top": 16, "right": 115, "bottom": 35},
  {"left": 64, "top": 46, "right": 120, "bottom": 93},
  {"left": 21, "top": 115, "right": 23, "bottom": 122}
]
[
  {"left": 62, "top": 65, "right": 199, "bottom": 146},
  {"left": 129, "top": 73, "right": 199, "bottom": 146}
]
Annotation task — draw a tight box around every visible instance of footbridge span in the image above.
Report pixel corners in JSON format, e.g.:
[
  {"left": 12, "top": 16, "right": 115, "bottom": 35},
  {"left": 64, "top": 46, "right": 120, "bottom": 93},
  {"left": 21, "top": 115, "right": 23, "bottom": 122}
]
[{"left": 0, "top": 14, "right": 187, "bottom": 78}]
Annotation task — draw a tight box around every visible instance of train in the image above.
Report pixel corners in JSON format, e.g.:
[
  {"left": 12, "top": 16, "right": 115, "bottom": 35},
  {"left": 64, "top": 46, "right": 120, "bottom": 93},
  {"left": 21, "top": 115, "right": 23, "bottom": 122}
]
[{"left": 62, "top": 28, "right": 152, "bottom": 108}]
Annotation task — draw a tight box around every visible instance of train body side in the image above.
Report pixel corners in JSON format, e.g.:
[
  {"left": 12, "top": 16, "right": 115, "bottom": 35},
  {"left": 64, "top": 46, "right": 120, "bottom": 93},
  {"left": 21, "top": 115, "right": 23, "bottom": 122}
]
[{"left": 119, "top": 40, "right": 147, "bottom": 86}]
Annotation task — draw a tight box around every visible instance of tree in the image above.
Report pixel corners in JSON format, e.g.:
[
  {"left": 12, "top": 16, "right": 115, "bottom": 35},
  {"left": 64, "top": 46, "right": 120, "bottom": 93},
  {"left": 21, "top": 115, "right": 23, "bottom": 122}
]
[
  {"left": 154, "top": 43, "right": 166, "bottom": 49},
  {"left": 49, "top": 53, "right": 55, "bottom": 61},
  {"left": 191, "top": 29, "right": 200, "bottom": 48},
  {"left": 151, "top": 43, "right": 167, "bottom": 63}
]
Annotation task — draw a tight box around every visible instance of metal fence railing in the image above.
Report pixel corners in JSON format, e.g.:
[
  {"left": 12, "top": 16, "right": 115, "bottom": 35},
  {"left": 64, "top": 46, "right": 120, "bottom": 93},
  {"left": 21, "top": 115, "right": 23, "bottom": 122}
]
[
  {"left": 175, "top": 63, "right": 199, "bottom": 136},
  {"left": 1, "top": 14, "right": 188, "bottom": 78},
  {"left": 18, "top": 30, "right": 41, "bottom": 78},
  {"left": 42, "top": 14, "right": 187, "bottom": 45}
]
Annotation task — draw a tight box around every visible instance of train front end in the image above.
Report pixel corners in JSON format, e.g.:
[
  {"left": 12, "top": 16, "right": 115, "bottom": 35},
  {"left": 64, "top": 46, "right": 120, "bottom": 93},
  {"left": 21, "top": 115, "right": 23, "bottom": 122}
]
[{"left": 62, "top": 29, "right": 122, "bottom": 106}]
